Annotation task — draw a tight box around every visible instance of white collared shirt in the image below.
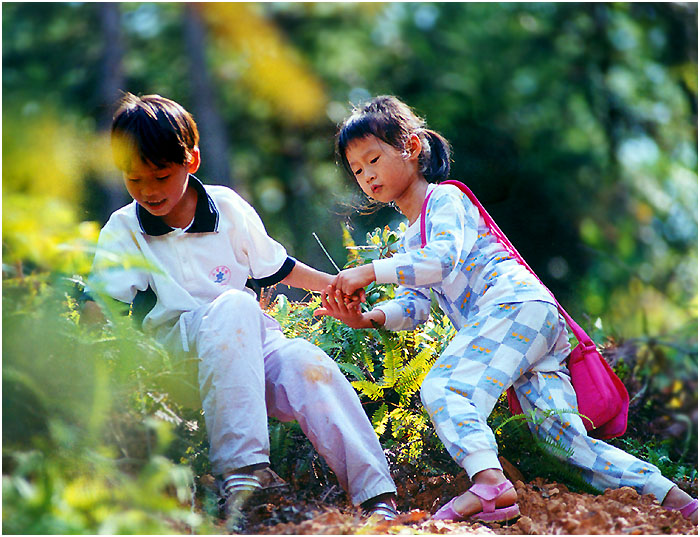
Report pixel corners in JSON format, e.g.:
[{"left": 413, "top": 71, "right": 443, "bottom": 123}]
[{"left": 88, "top": 175, "right": 294, "bottom": 334}]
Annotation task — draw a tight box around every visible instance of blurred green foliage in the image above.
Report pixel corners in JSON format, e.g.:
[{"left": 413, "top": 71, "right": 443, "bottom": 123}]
[{"left": 2, "top": 276, "right": 222, "bottom": 533}]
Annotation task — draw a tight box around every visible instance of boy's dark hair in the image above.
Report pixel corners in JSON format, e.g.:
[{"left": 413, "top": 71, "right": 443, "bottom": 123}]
[
  {"left": 111, "top": 92, "right": 199, "bottom": 171},
  {"left": 336, "top": 95, "right": 451, "bottom": 183}
]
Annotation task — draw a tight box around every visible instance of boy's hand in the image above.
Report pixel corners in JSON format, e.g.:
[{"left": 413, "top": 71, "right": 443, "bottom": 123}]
[
  {"left": 333, "top": 264, "right": 376, "bottom": 296},
  {"left": 81, "top": 300, "right": 106, "bottom": 327}
]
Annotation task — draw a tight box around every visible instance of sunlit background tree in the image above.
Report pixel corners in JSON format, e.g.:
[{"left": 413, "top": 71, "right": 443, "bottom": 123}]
[{"left": 4, "top": 2, "right": 696, "bottom": 329}]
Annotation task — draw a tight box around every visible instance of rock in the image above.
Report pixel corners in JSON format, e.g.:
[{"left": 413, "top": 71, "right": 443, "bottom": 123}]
[{"left": 499, "top": 456, "right": 524, "bottom": 483}]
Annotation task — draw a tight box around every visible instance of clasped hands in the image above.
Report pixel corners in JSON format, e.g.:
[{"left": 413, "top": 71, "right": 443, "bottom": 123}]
[{"left": 314, "top": 264, "right": 378, "bottom": 329}]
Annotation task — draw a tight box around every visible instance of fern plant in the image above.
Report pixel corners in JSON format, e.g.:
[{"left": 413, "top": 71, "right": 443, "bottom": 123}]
[
  {"left": 267, "top": 225, "right": 457, "bottom": 468},
  {"left": 350, "top": 328, "right": 437, "bottom": 464}
]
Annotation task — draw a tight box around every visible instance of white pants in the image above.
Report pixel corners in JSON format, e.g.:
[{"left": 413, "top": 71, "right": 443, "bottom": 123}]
[{"left": 159, "top": 289, "right": 395, "bottom": 505}]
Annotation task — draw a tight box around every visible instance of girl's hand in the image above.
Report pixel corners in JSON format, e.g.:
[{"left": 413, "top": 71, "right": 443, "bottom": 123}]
[
  {"left": 314, "top": 285, "right": 385, "bottom": 329},
  {"left": 333, "top": 264, "right": 376, "bottom": 296},
  {"left": 314, "top": 285, "right": 369, "bottom": 329}
]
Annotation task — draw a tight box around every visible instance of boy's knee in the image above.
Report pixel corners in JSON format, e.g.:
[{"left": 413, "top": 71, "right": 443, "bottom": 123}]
[
  {"left": 301, "top": 361, "right": 338, "bottom": 386},
  {"left": 211, "top": 289, "right": 260, "bottom": 317},
  {"left": 196, "top": 290, "right": 262, "bottom": 342},
  {"left": 290, "top": 343, "right": 340, "bottom": 383}
]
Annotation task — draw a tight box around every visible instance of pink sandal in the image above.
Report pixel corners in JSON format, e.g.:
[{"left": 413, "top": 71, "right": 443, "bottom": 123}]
[
  {"left": 665, "top": 498, "right": 698, "bottom": 520},
  {"left": 433, "top": 481, "right": 520, "bottom": 523}
]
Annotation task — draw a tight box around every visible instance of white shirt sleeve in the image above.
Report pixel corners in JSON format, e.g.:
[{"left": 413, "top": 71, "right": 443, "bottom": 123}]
[
  {"left": 87, "top": 215, "right": 150, "bottom": 303},
  {"left": 240, "top": 205, "right": 289, "bottom": 280}
]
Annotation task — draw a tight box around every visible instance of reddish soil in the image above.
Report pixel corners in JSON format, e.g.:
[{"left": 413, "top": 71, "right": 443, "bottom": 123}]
[{"left": 207, "top": 472, "right": 698, "bottom": 535}]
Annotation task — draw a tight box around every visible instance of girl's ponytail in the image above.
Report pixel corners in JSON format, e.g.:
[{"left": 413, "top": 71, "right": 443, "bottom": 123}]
[{"left": 419, "top": 129, "right": 451, "bottom": 183}]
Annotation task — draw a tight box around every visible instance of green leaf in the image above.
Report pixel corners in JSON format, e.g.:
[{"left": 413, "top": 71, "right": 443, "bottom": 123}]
[
  {"left": 371, "top": 403, "right": 390, "bottom": 436},
  {"left": 351, "top": 380, "right": 384, "bottom": 401},
  {"left": 337, "top": 362, "right": 365, "bottom": 381}
]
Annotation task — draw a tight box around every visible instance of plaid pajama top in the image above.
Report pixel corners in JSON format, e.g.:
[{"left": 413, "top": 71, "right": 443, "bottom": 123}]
[{"left": 373, "top": 183, "right": 556, "bottom": 332}]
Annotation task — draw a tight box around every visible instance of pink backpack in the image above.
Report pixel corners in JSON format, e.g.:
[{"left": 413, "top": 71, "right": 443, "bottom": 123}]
[{"left": 420, "top": 180, "right": 629, "bottom": 439}]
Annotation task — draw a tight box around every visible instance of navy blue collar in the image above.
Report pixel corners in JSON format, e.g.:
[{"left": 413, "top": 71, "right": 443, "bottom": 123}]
[{"left": 136, "top": 175, "right": 219, "bottom": 236}]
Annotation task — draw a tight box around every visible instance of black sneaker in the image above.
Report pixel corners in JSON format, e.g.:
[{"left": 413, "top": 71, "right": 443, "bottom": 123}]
[
  {"left": 362, "top": 494, "right": 399, "bottom": 521},
  {"left": 219, "top": 474, "right": 262, "bottom": 532}
]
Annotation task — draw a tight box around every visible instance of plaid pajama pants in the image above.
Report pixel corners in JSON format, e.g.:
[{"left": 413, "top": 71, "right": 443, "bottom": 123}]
[{"left": 420, "top": 300, "right": 673, "bottom": 502}]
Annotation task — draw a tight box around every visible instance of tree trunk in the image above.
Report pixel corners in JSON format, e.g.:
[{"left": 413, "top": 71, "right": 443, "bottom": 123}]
[
  {"left": 98, "top": 2, "right": 125, "bottom": 129},
  {"left": 96, "top": 2, "right": 130, "bottom": 217},
  {"left": 183, "top": 4, "right": 233, "bottom": 186}
]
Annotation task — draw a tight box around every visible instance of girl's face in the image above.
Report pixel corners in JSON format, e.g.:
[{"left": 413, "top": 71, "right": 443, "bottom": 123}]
[
  {"left": 123, "top": 147, "right": 200, "bottom": 228},
  {"left": 345, "top": 135, "right": 421, "bottom": 204}
]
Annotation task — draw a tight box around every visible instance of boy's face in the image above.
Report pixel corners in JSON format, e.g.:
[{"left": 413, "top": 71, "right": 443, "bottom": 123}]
[{"left": 123, "top": 147, "right": 200, "bottom": 227}]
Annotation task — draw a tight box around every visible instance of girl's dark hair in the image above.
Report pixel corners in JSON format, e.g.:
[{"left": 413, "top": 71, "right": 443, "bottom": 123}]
[
  {"left": 111, "top": 92, "right": 199, "bottom": 171},
  {"left": 336, "top": 95, "right": 451, "bottom": 183}
]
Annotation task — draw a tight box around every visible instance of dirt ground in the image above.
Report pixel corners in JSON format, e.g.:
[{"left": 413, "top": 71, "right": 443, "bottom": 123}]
[{"left": 208, "top": 470, "right": 698, "bottom": 535}]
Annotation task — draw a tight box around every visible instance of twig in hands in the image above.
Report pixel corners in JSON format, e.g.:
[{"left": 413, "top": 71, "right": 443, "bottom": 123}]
[
  {"left": 312, "top": 232, "right": 369, "bottom": 311},
  {"left": 313, "top": 232, "right": 341, "bottom": 273}
]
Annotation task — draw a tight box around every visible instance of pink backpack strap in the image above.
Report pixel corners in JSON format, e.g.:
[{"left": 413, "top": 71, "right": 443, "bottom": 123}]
[
  {"left": 419, "top": 187, "right": 434, "bottom": 250},
  {"left": 419, "top": 180, "right": 590, "bottom": 345}
]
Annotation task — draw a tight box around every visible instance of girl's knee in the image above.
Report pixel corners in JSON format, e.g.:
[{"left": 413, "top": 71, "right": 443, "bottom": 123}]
[{"left": 420, "top": 371, "right": 444, "bottom": 408}]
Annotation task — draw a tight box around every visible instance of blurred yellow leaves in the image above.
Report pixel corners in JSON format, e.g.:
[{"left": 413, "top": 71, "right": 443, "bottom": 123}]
[
  {"left": 198, "top": 3, "right": 326, "bottom": 124},
  {"left": 63, "top": 475, "right": 112, "bottom": 511},
  {"left": 675, "top": 62, "right": 698, "bottom": 95},
  {"left": 3, "top": 110, "right": 107, "bottom": 274},
  {"left": 342, "top": 223, "right": 359, "bottom": 265},
  {"left": 608, "top": 276, "right": 696, "bottom": 336},
  {"left": 3, "top": 194, "right": 99, "bottom": 274},
  {"left": 3, "top": 113, "right": 84, "bottom": 204}
]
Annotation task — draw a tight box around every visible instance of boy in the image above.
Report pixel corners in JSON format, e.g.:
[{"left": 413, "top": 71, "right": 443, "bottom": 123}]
[{"left": 83, "top": 93, "right": 398, "bottom": 526}]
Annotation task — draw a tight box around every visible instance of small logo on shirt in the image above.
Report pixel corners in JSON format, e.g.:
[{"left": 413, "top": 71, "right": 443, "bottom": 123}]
[{"left": 210, "top": 265, "right": 231, "bottom": 285}]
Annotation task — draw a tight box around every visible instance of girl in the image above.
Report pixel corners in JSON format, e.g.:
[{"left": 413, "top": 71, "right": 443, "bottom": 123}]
[{"left": 315, "top": 95, "right": 698, "bottom": 524}]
